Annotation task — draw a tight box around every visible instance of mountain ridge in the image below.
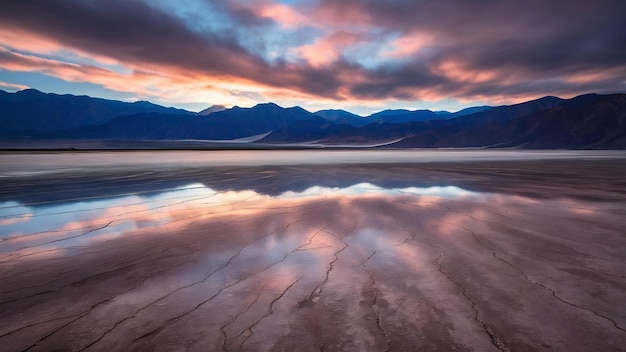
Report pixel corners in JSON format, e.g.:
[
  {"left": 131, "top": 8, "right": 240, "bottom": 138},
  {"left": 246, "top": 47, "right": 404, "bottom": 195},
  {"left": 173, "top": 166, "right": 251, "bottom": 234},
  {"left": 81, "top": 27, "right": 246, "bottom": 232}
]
[
  {"left": 0, "top": 89, "right": 192, "bottom": 136},
  {"left": 1, "top": 89, "right": 624, "bottom": 149}
]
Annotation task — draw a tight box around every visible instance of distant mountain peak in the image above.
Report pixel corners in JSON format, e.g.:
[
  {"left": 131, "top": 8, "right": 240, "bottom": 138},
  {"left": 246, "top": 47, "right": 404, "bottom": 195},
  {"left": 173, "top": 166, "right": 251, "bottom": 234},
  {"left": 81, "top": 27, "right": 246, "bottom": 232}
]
[
  {"left": 286, "top": 105, "right": 310, "bottom": 113},
  {"left": 198, "top": 105, "right": 227, "bottom": 116},
  {"left": 16, "top": 88, "right": 44, "bottom": 95},
  {"left": 254, "top": 102, "right": 282, "bottom": 109}
]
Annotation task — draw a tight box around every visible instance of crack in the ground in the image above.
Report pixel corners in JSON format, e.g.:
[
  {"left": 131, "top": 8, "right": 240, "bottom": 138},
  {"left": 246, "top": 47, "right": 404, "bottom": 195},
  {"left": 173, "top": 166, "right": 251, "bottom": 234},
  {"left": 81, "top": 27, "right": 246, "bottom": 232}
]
[
  {"left": 16, "top": 258, "right": 192, "bottom": 352},
  {"left": 77, "top": 242, "right": 253, "bottom": 352},
  {"left": 0, "top": 246, "right": 192, "bottom": 304},
  {"left": 1, "top": 220, "right": 206, "bottom": 280},
  {"left": 0, "top": 235, "right": 185, "bottom": 287},
  {"left": 0, "top": 221, "right": 116, "bottom": 264},
  {"left": 436, "top": 253, "right": 510, "bottom": 352},
  {"left": 237, "top": 279, "right": 300, "bottom": 351},
  {"left": 357, "top": 250, "right": 390, "bottom": 352},
  {"left": 306, "top": 226, "right": 352, "bottom": 304},
  {"left": 220, "top": 281, "right": 272, "bottom": 352},
  {"left": 4, "top": 253, "right": 191, "bottom": 338},
  {"left": 491, "top": 246, "right": 626, "bottom": 333},
  {"left": 462, "top": 226, "right": 626, "bottom": 333},
  {"left": 293, "top": 226, "right": 326, "bottom": 252},
  {"left": 353, "top": 250, "right": 377, "bottom": 268},
  {"left": 1, "top": 191, "right": 227, "bottom": 258},
  {"left": 368, "top": 273, "right": 391, "bottom": 352},
  {"left": 124, "top": 222, "right": 314, "bottom": 349},
  {"left": 0, "top": 192, "right": 268, "bottom": 264}
]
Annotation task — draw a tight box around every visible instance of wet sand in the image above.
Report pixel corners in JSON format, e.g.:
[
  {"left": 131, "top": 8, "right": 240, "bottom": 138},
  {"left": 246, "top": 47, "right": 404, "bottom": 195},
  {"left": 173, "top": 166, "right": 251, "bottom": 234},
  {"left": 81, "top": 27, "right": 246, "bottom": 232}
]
[{"left": 1, "top": 152, "right": 625, "bottom": 351}]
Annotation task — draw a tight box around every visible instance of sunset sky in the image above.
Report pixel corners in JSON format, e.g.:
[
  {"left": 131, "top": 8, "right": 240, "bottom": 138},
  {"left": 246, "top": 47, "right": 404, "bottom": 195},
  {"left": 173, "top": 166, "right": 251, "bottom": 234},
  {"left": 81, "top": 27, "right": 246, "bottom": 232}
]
[{"left": 0, "top": 0, "right": 624, "bottom": 115}]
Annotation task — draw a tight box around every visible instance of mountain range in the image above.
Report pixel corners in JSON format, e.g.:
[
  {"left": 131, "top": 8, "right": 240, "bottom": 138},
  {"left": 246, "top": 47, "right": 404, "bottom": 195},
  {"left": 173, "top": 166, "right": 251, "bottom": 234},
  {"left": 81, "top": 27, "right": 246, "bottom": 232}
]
[{"left": 1, "top": 89, "right": 624, "bottom": 149}]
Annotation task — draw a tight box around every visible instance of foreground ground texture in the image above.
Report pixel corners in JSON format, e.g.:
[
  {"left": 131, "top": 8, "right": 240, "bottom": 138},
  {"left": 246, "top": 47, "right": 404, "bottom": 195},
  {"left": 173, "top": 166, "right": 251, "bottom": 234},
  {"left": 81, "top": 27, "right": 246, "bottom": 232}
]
[{"left": 1, "top": 153, "right": 625, "bottom": 351}]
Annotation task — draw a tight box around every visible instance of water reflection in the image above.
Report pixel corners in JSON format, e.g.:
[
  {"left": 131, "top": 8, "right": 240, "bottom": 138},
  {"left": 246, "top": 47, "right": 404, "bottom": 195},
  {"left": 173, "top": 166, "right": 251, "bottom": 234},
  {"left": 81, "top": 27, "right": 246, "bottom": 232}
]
[
  {"left": 1, "top": 166, "right": 625, "bottom": 351},
  {"left": 1, "top": 178, "right": 622, "bottom": 269},
  {"left": 0, "top": 182, "right": 478, "bottom": 254}
]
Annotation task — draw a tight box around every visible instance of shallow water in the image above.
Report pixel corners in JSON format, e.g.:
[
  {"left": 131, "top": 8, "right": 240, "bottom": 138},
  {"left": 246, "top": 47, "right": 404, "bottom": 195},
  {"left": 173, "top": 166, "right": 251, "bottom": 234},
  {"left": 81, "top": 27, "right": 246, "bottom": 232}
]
[{"left": 1, "top": 151, "right": 625, "bottom": 351}]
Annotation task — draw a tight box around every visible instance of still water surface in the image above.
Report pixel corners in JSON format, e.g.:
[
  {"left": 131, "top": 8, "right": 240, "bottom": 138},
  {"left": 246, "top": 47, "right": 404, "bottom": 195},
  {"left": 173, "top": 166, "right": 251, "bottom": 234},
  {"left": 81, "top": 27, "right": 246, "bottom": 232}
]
[{"left": 0, "top": 151, "right": 625, "bottom": 351}]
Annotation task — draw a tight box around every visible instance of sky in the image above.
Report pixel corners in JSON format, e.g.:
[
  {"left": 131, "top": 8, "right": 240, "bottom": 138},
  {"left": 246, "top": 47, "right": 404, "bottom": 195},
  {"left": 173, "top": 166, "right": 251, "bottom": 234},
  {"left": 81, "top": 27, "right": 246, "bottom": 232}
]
[{"left": 0, "top": 0, "right": 624, "bottom": 115}]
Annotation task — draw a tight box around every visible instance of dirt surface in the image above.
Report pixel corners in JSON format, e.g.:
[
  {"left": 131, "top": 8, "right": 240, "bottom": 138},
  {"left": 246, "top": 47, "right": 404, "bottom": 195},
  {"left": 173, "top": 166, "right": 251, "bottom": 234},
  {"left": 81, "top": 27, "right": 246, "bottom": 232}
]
[{"left": 1, "top": 155, "right": 625, "bottom": 351}]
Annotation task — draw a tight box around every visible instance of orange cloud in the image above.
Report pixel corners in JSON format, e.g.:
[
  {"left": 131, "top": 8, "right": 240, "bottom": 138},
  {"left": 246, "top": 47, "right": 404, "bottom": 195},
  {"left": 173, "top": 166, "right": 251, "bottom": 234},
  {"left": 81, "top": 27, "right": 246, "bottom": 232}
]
[
  {"left": 0, "top": 28, "right": 120, "bottom": 66},
  {"left": 0, "top": 44, "right": 272, "bottom": 108},
  {"left": 257, "top": 3, "right": 309, "bottom": 28},
  {"left": 383, "top": 32, "right": 434, "bottom": 59},
  {"left": 0, "top": 0, "right": 624, "bottom": 111},
  {"left": 292, "top": 31, "right": 368, "bottom": 67},
  {"left": 432, "top": 59, "right": 499, "bottom": 85},
  {"left": 295, "top": 40, "right": 339, "bottom": 67}
]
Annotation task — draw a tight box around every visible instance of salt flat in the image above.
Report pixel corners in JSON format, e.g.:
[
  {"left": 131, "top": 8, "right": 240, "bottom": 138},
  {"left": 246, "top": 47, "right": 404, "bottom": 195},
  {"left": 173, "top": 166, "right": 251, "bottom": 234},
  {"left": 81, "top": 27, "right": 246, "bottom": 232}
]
[{"left": 1, "top": 151, "right": 625, "bottom": 351}]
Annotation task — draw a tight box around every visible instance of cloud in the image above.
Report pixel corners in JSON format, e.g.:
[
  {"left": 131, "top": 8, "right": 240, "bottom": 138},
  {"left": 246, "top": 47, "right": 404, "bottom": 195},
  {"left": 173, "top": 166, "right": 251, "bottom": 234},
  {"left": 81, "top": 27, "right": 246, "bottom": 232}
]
[
  {"left": 0, "top": 80, "right": 29, "bottom": 91},
  {"left": 255, "top": 2, "right": 310, "bottom": 28},
  {"left": 0, "top": 0, "right": 624, "bottom": 108}
]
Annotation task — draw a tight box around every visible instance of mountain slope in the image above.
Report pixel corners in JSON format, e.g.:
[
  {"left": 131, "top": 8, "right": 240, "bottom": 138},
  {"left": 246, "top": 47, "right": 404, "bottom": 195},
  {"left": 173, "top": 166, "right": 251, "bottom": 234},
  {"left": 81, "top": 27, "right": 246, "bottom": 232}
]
[
  {"left": 390, "top": 94, "right": 626, "bottom": 149},
  {"left": 367, "top": 109, "right": 448, "bottom": 124},
  {"left": 501, "top": 94, "right": 626, "bottom": 149},
  {"left": 50, "top": 102, "right": 315, "bottom": 140},
  {"left": 0, "top": 89, "right": 191, "bottom": 136},
  {"left": 451, "top": 106, "right": 493, "bottom": 117},
  {"left": 300, "top": 95, "right": 566, "bottom": 146},
  {"left": 206, "top": 103, "right": 312, "bottom": 137},
  {"left": 314, "top": 109, "right": 369, "bottom": 126},
  {"left": 198, "top": 105, "right": 227, "bottom": 115},
  {"left": 2, "top": 88, "right": 625, "bottom": 149},
  {"left": 260, "top": 116, "right": 360, "bottom": 143},
  {"left": 315, "top": 107, "right": 481, "bottom": 127},
  {"left": 449, "top": 96, "right": 565, "bottom": 128}
]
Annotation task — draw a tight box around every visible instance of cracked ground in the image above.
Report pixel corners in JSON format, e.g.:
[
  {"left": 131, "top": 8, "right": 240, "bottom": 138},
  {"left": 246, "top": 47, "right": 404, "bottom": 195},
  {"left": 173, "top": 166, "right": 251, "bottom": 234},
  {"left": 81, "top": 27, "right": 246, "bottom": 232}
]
[{"left": 1, "top": 154, "right": 626, "bottom": 351}]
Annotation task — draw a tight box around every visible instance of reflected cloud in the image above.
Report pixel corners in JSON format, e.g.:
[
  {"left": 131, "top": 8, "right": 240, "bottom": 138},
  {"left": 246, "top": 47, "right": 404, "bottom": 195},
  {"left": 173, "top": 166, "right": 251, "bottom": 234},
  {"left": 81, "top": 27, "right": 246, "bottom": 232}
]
[
  {"left": 0, "top": 178, "right": 620, "bottom": 267},
  {"left": 1, "top": 182, "right": 476, "bottom": 256},
  {"left": 0, "top": 213, "right": 31, "bottom": 226},
  {"left": 279, "top": 183, "right": 476, "bottom": 199}
]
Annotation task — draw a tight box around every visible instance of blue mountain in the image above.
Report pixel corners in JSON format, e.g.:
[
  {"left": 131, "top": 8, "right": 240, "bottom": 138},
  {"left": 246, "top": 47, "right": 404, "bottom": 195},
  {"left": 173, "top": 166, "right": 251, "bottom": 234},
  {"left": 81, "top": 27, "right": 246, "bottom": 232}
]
[
  {"left": 1, "top": 88, "right": 624, "bottom": 149},
  {"left": 0, "top": 89, "right": 191, "bottom": 136}
]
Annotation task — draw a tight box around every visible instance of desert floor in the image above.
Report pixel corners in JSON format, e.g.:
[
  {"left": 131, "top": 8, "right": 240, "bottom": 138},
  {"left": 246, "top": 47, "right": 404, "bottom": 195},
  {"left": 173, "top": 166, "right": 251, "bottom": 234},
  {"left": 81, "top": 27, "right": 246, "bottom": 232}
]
[{"left": 1, "top": 153, "right": 625, "bottom": 351}]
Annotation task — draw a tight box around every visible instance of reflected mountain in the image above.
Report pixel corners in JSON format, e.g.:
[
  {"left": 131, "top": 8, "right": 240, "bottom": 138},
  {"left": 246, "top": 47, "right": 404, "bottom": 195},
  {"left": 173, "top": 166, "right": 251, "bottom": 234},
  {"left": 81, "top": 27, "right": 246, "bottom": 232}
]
[
  {"left": 0, "top": 182, "right": 476, "bottom": 249},
  {"left": 1, "top": 153, "right": 625, "bottom": 207}
]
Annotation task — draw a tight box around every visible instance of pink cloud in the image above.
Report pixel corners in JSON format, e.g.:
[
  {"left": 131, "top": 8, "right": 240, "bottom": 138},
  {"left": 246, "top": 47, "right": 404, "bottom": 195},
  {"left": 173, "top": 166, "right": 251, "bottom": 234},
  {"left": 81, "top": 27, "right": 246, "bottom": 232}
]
[
  {"left": 0, "top": 80, "right": 29, "bottom": 91},
  {"left": 292, "top": 31, "right": 371, "bottom": 67},
  {"left": 257, "top": 2, "right": 309, "bottom": 28},
  {"left": 1, "top": 0, "right": 624, "bottom": 110},
  {"left": 294, "top": 40, "right": 339, "bottom": 67},
  {"left": 383, "top": 33, "right": 434, "bottom": 59},
  {"left": 0, "top": 44, "right": 280, "bottom": 107},
  {"left": 0, "top": 28, "right": 120, "bottom": 66},
  {"left": 0, "top": 213, "right": 32, "bottom": 226}
]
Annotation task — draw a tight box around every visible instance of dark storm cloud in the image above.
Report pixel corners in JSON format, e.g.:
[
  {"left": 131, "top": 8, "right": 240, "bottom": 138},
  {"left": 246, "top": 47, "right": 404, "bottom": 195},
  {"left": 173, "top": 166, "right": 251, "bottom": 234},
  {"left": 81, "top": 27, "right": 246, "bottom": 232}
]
[
  {"left": 311, "top": 0, "right": 626, "bottom": 98},
  {"left": 0, "top": 0, "right": 624, "bottom": 102},
  {"left": 0, "top": 0, "right": 252, "bottom": 72},
  {"left": 0, "top": 0, "right": 345, "bottom": 98}
]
